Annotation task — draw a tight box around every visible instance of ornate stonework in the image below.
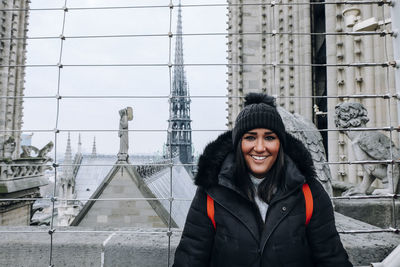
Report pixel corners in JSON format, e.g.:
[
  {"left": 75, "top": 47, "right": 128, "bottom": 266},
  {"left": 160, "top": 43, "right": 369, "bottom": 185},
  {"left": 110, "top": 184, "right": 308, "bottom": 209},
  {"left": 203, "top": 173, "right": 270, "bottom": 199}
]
[
  {"left": 226, "top": 0, "right": 313, "bottom": 128},
  {"left": 0, "top": 0, "right": 30, "bottom": 158},
  {"left": 227, "top": 1, "right": 397, "bottom": 185}
]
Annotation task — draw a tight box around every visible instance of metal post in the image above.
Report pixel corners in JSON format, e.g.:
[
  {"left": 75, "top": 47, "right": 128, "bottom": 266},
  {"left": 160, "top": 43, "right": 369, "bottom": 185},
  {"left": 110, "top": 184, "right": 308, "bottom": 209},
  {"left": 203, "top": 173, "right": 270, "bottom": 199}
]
[{"left": 391, "top": 0, "right": 400, "bottom": 122}]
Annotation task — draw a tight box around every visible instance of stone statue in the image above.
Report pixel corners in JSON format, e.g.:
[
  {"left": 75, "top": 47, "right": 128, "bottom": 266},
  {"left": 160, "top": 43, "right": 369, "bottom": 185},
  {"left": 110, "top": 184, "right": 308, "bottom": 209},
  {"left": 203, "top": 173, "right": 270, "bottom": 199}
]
[
  {"left": 278, "top": 107, "right": 333, "bottom": 196},
  {"left": 3, "top": 136, "right": 16, "bottom": 159},
  {"left": 334, "top": 102, "right": 400, "bottom": 195},
  {"left": 38, "top": 141, "right": 54, "bottom": 162},
  {"left": 118, "top": 107, "right": 133, "bottom": 161}
]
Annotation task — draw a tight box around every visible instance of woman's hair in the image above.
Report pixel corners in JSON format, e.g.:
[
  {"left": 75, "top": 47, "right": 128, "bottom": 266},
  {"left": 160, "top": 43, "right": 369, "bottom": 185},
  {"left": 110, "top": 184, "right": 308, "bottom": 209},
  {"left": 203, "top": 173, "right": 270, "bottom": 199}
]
[{"left": 234, "top": 139, "right": 286, "bottom": 204}]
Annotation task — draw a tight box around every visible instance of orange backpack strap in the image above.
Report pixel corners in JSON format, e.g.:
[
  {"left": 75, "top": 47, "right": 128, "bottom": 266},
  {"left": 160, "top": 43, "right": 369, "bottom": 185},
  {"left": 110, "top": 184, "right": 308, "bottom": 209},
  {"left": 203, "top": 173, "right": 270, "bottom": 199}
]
[
  {"left": 302, "top": 183, "right": 313, "bottom": 226},
  {"left": 207, "top": 194, "right": 216, "bottom": 229},
  {"left": 207, "top": 187, "right": 313, "bottom": 229}
]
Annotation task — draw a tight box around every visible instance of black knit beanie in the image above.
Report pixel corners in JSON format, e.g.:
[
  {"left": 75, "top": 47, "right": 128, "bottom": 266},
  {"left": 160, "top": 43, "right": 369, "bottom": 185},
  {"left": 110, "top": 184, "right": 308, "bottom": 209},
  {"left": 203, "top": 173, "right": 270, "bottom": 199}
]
[{"left": 232, "top": 93, "right": 286, "bottom": 148}]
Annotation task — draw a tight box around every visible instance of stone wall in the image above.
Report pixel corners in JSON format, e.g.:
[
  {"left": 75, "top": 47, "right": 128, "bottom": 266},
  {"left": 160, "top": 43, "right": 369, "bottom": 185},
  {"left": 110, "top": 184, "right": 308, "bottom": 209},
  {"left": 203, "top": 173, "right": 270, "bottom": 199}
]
[
  {"left": 0, "top": 214, "right": 399, "bottom": 266},
  {"left": 0, "top": 204, "right": 30, "bottom": 225}
]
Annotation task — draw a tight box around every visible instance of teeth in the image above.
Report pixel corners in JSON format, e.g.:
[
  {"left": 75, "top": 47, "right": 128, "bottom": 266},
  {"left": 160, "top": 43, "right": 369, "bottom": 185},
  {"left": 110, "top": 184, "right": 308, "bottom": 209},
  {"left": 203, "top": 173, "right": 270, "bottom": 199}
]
[{"left": 252, "top": 156, "right": 266, "bottom": 160}]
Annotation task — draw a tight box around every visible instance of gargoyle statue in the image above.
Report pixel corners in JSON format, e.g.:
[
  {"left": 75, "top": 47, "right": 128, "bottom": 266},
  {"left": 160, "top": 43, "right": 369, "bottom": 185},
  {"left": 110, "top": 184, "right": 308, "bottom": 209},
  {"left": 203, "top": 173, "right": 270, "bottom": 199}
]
[
  {"left": 38, "top": 141, "right": 54, "bottom": 162},
  {"left": 2, "top": 136, "right": 16, "bottom": 159},
  {"left": 20, "top": 145, "right": 39, "bottom": 158},
  {"left": 335, "top": 102, "right": 400, "bottom": 195},
  {"left": 278, "top": 107, "right": 333, "bottom": 196}
]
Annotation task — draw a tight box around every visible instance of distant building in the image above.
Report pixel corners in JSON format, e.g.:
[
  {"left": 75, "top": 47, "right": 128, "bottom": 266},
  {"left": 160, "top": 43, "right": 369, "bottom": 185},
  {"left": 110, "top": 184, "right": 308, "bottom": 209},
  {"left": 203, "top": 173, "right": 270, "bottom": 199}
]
[{"left": 53, "top": 134, "right": 196, "bottom": 228}]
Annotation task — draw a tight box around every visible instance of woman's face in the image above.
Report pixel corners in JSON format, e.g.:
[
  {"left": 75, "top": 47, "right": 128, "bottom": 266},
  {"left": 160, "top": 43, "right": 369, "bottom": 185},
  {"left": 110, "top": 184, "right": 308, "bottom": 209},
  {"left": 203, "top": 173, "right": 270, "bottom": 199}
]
[{"left": 241, "top": 128, "right": 280, "bottom": 178}]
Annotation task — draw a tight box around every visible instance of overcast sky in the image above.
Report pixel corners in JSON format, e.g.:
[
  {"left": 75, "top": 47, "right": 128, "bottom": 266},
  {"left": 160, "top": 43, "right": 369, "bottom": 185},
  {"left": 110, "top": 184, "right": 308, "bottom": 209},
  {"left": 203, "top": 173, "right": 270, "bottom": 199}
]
[{"left": 23, "top": 0, "right": 228, "bottom": 157}]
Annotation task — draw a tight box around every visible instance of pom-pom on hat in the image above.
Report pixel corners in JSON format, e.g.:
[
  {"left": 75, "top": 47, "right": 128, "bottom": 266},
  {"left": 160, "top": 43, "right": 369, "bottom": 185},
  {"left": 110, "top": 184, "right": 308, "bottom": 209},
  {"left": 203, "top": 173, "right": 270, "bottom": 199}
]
[{"left": 232, "top": 93, "right": 286, "bottom": 148}]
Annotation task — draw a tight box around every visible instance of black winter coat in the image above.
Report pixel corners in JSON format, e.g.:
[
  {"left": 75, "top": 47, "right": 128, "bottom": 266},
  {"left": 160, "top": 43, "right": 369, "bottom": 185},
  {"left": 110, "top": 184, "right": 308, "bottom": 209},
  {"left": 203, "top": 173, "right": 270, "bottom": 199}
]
[{"left": 173, "top": 131, "right": 352, "bottom": 267}]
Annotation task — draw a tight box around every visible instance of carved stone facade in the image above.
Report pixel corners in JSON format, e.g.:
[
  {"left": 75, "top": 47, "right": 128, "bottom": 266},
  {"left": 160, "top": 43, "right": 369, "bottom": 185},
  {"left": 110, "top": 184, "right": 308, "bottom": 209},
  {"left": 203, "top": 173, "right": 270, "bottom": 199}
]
[
  {"left": 325, "top": 4, "right": 397, "bottom": 183},
  {"left": 227, "top": 1, "right": 397, "bottom": 184},
  {"left": 0, "top": 0, "right": 29, "bottom": 158},
  {"left": 0, "top": 0, "right": 50, "bottom": 225},
  {"left": 226, "top": 0, "right": 313, "bottom": 128}
]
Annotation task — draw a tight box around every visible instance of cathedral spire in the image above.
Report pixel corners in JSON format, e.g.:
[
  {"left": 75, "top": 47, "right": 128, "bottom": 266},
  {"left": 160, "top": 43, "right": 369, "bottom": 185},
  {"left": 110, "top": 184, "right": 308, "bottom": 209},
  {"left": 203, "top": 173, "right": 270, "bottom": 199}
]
[
  {"left": 172, "top": 1, "right": 187, "bottom": 96},
  {"left": 77, "top": 133, "right": 82, "bottom": 155},
  {"left": 63, "top": 132, "right": 73, "bottom": 180},
  {"left": 166, "top": 2, "right": 193, "bottom": 165},
  {"left": 91, "top": 136, "right": 97, "bottom": 157}
]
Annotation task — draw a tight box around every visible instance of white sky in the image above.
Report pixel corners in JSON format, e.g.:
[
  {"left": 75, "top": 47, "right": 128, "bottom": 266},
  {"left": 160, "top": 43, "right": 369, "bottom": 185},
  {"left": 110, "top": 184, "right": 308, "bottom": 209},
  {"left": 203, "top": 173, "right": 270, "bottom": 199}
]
[{"left": 23, "top": 0, "right": 228, "bottom": 157}]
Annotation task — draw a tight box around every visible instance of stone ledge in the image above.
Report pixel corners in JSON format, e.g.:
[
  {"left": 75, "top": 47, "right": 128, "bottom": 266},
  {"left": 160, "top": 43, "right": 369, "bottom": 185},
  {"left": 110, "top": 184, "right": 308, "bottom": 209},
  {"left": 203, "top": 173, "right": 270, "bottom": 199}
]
[
  {"left": 0, "top": 176, "right": 48, "bottom": 193},
  {"left": 334, "top": 198, "right": 400, "bottom": 228},
  {"left": 0, "top": 215, "right": 398, "bottom": 267}
]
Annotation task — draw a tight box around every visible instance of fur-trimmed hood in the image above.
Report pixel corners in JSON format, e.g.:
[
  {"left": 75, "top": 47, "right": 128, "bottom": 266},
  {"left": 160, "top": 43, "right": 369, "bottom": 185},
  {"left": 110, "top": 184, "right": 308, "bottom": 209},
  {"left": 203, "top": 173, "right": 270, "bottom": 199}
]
[{"left": 195, "top": 130, "right": 317, "bottom": 192}]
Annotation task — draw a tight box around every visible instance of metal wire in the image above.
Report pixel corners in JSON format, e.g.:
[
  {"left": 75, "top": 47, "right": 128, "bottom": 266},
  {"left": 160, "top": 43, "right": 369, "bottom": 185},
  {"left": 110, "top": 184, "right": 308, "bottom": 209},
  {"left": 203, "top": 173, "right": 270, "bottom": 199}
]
[
  {"left": 2, "top": 193, "right": 399, "bottom": 202},
  {"left": 48, "top": 1, "right": 68, "bottom": 265},
  {"left": 1, "top": 1, "right": 398, "bottom": 266},
  {"left": 338, "top": 228, "right": 399, "bottom": 234},
  {"left": 381, "top": 2, "right": 398, "bottom": 229},
  {"left": 0, "top": 227, "right": 396, "bottom": 234},
  {"left": 4, "top": 157, "right": 400, "bottom": 168},
  {"left": 0, "top": 62, "right": 395, "bottom": 68},
  {"left": 0, "top": 93, "right": 398, "bottom": 99},
  {"left": 167, "top": 1, "right": 174, "bottom": 266},
  {"left": 0, "top": 1, "right": 392, "bottom": 12},
  {"left": 0, "top": 30, "right": 393, "bottom": 41},
  {"left": 0, "top": 126, "right": 398, "bottom": 133}
]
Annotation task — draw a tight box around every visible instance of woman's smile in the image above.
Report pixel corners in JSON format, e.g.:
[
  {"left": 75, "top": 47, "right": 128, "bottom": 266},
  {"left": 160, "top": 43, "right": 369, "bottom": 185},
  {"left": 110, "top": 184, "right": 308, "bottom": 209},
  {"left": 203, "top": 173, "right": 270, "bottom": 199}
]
[{"left": 251, "top": 155, "right": 268, "bottom": 160}]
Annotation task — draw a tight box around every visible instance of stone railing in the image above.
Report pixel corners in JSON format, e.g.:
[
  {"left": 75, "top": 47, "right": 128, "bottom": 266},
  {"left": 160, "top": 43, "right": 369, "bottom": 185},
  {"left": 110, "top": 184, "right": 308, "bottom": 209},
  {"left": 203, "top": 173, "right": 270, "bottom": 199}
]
[
  {"left": 0, "top": 158, "right": 50, "bottom": 194},
  {"left": 134, "top": 158, "right": 174, "bottom": 179},
  {"left": 0, "top": 218, "right": 399, "bottom": 266},
  {"left": 0, "top": 158, "right": 51, "bottom": 180}
]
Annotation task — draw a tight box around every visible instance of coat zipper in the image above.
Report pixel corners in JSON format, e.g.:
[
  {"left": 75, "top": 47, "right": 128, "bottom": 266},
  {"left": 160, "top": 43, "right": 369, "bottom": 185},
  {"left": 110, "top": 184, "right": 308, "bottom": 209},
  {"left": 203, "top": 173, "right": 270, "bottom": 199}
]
[
  {"left": 260, "top": 183, "right": 304, "bottom": 253},
  {"left": 207, "top": 192, "right": 260, "bottom": 244}
]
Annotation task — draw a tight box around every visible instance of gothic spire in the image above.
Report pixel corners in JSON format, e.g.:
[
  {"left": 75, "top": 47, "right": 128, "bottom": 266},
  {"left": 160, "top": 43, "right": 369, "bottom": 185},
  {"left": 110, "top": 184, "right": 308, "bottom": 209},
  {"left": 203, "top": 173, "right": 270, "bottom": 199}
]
[
  {"left": 166, "top": 2, "right": 193, "bottom": 165},
  {"left": 77, "top": 133, "right": 82, "bottom": 155},
  {"left": 173, "top": 1, "right": 188, "bottom": 96},
  {"left": 63, "top": 132, "right": 73, "bottom": 180},
  {"left": 91, "top": 136, "right": 97, "bottom": 157}
]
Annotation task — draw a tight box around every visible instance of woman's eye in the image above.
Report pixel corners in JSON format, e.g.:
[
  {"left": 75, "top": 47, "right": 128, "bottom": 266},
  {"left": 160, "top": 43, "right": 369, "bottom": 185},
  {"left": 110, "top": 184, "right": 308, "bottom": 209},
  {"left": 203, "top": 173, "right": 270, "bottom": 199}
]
[
  {"left": 244, "top": 136, "right": 255, "bottom": 141},
  {"left": 265, "top": 135, "right": 276, "bottom": 140}
]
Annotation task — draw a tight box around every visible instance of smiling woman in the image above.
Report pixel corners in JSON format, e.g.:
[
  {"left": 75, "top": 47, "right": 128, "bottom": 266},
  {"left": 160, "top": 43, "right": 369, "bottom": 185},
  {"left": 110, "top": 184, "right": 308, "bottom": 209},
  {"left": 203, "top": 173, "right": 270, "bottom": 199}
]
[{"left": 173, "top": 93, "right": 352, "bottom": 267}]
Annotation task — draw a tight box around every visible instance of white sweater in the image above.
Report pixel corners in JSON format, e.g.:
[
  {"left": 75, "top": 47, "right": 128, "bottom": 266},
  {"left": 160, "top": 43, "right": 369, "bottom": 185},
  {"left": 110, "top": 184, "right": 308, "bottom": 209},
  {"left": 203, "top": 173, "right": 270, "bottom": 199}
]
[{"left": 249, "top": 174, "right": 269, "bottom": 222}]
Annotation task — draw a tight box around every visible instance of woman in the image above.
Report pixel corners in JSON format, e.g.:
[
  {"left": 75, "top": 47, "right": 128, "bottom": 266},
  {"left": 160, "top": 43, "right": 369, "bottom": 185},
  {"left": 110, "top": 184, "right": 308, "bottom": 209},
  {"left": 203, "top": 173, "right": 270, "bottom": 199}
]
[{"left": 173, "top": 93, "right": 352, "bottom": 267}]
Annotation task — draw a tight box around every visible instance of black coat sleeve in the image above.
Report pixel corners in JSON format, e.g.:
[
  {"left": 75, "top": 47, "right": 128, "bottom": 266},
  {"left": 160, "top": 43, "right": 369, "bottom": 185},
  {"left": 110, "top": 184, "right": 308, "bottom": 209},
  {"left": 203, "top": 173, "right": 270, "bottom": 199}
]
[
  {"left": 173, "top": 187, "right": 215, "bottom": 267},
  {"left": 307, "top": 179, "right": 353, "bottom": 267}
]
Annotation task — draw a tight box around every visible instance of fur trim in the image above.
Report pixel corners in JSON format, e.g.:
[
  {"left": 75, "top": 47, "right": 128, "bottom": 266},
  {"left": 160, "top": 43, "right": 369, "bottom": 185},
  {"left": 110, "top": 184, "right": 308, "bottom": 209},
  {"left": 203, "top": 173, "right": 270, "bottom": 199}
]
[
  {"left": 194, "top": 131, "right": 234, "bottom": 188},
  {"left": 194, "top": 130, "right": 317, "bottom": 188}
]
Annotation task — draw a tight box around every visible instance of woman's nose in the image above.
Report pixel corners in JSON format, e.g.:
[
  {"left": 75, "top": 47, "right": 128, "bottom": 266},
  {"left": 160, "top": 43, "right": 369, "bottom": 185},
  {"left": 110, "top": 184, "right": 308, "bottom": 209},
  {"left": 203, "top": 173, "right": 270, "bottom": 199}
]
[{"left": 253, "top": 139, "right": 265, "bottom": 152}]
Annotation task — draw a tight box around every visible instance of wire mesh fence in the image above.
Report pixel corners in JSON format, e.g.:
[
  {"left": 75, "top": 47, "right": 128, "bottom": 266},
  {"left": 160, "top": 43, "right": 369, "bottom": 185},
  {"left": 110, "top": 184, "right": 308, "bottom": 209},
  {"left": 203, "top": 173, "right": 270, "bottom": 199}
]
[{"left": 0, "top": 0, "right": 399, "bottom": 266}]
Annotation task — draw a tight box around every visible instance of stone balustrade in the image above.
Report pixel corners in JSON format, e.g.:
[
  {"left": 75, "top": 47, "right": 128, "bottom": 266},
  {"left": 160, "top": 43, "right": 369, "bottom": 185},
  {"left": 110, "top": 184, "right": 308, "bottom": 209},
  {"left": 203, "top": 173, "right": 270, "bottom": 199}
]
[
  {"left": 135, "top": 159, "right": 173, "bottom": 179},
  {"left": 0, "top": 158, "right": 50, "bottom": 194},
  {"left": 0, "top": 158, "right": 51, "bottom": 180}
]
